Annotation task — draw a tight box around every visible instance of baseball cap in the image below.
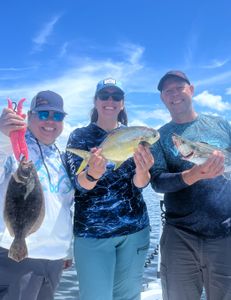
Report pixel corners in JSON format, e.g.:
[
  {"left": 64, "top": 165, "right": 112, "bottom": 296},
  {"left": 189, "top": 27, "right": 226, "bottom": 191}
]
[
  {"left": 157, "top": 70, "right": 191, "bottom": 91},
  {"left": 95, "top": 78, "right": 124, "bottom": 95},
  {"left": 30, "top": 90, "right": 66, "bottom": 113}
]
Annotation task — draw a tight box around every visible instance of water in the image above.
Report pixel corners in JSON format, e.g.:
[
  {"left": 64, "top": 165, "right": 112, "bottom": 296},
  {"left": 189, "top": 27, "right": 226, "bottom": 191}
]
[{"left": 54, "top": 186, "right": 206, "bottom": 299}]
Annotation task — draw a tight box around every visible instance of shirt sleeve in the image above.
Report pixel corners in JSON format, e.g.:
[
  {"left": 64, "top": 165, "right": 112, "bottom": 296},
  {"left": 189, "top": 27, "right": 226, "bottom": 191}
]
[
  {"left": 0, "top": 132, "right": 13, "bottom": 181},
  {"left": 150, "top": 140, "right": 189, "bottom": 193}
]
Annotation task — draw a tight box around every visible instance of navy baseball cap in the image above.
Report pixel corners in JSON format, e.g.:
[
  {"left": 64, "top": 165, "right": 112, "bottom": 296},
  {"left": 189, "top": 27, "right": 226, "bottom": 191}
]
[
  {"left": 157, "top": 70, "right": 191, "bottom": 91},
  {"left": 95, "top": 78, "right": 124, "bottom": 95},
  {"left": 30, "top": 90, "right": 66, "bottom": 113}
]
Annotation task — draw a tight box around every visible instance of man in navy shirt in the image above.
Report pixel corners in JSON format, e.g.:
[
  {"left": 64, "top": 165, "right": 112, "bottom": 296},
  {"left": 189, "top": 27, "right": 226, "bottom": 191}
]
[{"left": 150, "top": 71, "right": 231, "bottom": 300}]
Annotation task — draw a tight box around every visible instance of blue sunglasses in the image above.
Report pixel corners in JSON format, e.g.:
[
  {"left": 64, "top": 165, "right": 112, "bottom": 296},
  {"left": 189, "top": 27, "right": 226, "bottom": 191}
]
[{"left": 32, "top": 111, "right": 66, "bottom": 122}]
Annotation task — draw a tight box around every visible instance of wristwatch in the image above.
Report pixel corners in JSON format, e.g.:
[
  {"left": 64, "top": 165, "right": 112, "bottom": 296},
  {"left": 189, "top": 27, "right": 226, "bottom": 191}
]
[{"left": 85, "top": 171, "right": 99, "bottom": 182}]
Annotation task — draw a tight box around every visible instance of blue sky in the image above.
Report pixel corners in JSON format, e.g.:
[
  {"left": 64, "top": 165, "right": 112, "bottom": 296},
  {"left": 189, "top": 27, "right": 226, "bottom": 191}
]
[{"left": 1, "top": 0, "right": 231, "bottom": 146}]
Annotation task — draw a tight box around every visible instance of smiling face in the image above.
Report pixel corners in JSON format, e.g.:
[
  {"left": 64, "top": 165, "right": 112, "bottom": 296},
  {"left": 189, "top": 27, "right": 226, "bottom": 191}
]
[
  {"left": 95, "top": 87, "right": 124, "bottom": 125},
  {"left": 28, "top": 110, "right": 64, "bottom": 145},
  {"left": 161, "top": 77, "right": 197, "bottom": 123}
]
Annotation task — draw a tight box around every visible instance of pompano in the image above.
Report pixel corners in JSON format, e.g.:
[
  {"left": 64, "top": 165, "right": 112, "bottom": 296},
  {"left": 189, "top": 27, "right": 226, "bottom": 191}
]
[
  {"left": 67, "top": 126, "right": 160, "bottom": 174},
  {"left": 172, "top": 133, "right": 231, "bottom": 179},
  {"left": 4, "top": 157, "right": 45, "bottom": 262}
]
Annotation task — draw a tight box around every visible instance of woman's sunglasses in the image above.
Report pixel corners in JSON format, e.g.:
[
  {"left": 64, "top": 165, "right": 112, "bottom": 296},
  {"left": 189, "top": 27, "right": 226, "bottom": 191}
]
[
  {"left": 32, "top": 111, "right": 66, "bottom": 122},
  {"left": 97, "top": 92, "right": 124, "bottom": 102}
]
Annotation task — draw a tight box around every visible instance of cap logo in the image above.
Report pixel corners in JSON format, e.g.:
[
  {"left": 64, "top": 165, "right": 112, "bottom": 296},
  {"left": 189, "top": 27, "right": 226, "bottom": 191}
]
[
  {"left": 36, "top": 97, "right": 49, "bottom": 107},
  {"left": 103, "top": 78, "right": 116, "bottom": 85}
]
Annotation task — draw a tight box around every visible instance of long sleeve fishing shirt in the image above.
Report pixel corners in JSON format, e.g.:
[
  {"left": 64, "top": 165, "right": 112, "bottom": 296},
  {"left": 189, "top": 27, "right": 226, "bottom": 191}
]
[
  {"left": 0, "top": 130, "right": 74, "bottom": 259},
  {"left": 150, "top": 114, "right": 231, "bottom": 238},
  {"left": 65, "top": 123, "right": 149, "bottom": 238}
]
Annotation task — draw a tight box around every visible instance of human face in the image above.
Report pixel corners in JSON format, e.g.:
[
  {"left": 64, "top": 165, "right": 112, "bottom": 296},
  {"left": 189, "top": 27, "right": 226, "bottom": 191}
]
[
  {"left": 161, "top": 78, "right": 196, "bottom": 123},
  {"left": 28, "top": 110, "right": 64, "bottom": 145},
  {"left": 95, "top": 88, "right": 124, "bottom": 122}
]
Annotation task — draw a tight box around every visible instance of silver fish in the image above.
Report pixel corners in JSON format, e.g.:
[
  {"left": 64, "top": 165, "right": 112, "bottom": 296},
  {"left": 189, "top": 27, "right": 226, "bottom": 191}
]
[
  {"left": 172, "top": 133, "right": 231, "bottom": 179},
  {"left": 67, "top": 126, "right": 160, "bottom": 174},
  {"left": 4, "top": 157, "right": 45, "bottom": 262}
]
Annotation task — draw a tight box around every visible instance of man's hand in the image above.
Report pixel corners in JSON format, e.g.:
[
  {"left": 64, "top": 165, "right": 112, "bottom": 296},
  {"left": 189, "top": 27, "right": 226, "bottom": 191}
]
[
  {"left": 182, "top": 150, "right": 225, "bottom": 185},
  {"left": 0, "top": 108, "right": 26, "bottom": 136}
]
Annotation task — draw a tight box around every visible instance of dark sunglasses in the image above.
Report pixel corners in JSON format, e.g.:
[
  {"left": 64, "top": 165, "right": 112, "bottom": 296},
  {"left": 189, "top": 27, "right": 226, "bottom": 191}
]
[
  {"left": 32, "top": 111, "right": 66, "bottom": 122},
  {"left": 97, "top": 92, "right": 124, "bottom": 102}
]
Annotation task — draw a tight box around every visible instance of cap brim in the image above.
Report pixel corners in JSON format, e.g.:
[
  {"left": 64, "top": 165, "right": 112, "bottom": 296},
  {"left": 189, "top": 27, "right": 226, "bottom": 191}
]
[
  {"left": 33, "top": 106, "right": 66, "bottom": 114},
  {"left": 97, "top": 85, "right": 124, "bottom": 94},
  {"left": 157, "top": 74, "right": 190, "bottom": 91}
]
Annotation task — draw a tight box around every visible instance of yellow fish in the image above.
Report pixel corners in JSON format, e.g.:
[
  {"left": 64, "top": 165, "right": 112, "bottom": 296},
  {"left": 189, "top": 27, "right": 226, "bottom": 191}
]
[{"left": 67, "top": 126, "right": 160, "bottom": 174}]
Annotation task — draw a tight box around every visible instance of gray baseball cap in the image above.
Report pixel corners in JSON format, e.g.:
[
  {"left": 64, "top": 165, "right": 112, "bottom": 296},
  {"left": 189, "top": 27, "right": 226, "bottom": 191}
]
[{"left": 30, "top": 90, "right": 66, "bottom": 113}]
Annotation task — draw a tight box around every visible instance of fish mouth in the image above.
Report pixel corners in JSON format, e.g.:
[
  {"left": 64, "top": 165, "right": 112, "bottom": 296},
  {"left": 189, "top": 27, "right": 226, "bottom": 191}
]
[{"left": 181, "top": 151, "right": 194, "bottom": 159}]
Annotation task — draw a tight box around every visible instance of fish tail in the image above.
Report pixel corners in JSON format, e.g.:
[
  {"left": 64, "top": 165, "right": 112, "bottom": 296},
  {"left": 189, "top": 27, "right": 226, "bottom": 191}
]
[
  {"left": 67, "top": 148, "right": 90, "bottom": 175},
  {"left": 76, "top": 160, "right": 88, "bottom": 175},
  {"left": 8, "top": 237, "right": 28, "bottom": 262}
]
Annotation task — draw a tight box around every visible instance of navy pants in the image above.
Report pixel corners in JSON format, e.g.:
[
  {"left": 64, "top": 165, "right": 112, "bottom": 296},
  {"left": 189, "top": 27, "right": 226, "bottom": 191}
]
[{"left": 0, "top": 247, "right": 63, "bottom": 300}]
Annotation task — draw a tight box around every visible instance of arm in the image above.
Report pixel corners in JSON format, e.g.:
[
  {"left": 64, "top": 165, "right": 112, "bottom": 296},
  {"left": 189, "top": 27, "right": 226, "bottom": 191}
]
[
  {"left": 150, "top": 141, "right": 189, "bottom": 193},
  {"left": 151, "top": 144, "right": 225, "bottom": 193}
]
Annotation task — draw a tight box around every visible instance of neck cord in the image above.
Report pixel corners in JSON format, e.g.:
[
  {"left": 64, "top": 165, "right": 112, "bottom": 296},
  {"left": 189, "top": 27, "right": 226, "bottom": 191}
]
[{"left": 35, "top": 137, "right": 64, "bottom": 184}]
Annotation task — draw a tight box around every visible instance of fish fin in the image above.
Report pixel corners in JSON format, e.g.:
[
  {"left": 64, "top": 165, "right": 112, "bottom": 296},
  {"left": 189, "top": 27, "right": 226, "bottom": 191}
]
[
  {"left": 223, "top": 172, "right": 231, "bottom": 180},
  {"left": 67, "top": 148, "right": 90, "bottom": 159},
  {"left": 113, "top": 161, "right": 123, "bottom": 170},
  {"left": 24, "top": 178, "right": 35, "bottom": 200},
  {"left": 27, "top": 200, "right": 45, "bottom": 235},
  {"left": 3, "top": 217, "right": 14, "bottom": 237},
  {"left": 8, "top": 237, "right": 28, "bottom": 262},
  {"left": 66, "top": 148, "right": 90, "bottom": 175}
]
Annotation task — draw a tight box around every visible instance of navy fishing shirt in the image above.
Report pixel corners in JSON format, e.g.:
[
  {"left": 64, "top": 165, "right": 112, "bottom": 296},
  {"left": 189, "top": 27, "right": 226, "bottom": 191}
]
[
  {"left": 150, "top": 114, "right": 231, "bottom": 238},
  {"left": 65, "top": 123, "right": 149, "bottom": 238}
]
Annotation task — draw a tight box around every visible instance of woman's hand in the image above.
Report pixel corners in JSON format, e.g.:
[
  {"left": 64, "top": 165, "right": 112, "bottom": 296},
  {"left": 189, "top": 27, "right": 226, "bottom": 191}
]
[
  {"left": 77, "top": 148, "right": 107, "bottom": 190},
  {"left": 87, "top": 148, "right": 107, "bottom": 180},
  {"left": 133, "top": 144, "right": 154, "bottom": 188}
]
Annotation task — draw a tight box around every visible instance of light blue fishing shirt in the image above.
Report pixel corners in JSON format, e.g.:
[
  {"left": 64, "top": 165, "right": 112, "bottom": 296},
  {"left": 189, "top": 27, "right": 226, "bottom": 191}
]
[{"left": 0, "top": 130, "right": 74, "bottom": 259}]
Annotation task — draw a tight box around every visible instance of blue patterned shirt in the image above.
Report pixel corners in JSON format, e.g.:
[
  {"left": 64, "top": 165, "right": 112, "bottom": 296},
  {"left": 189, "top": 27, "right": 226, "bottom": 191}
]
[
  {"left": 65, "top": 123, "right": 149, "bottom": 238},
  {"left": 150, "top": 114, "right": 231, "bottom": 238}
]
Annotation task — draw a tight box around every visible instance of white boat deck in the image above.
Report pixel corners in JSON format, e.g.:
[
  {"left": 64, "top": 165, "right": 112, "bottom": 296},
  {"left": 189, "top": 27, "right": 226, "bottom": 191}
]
[{"left": 141, "top": 280, "right": 162, "bottom": 300}]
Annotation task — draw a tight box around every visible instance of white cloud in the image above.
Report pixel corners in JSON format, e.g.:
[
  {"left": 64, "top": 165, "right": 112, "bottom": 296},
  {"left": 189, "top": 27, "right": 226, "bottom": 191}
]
[
  {"left": 59, "top": 42, "right": 69, "bottom": 57},
  {"left": 32, "top": 15, "right": 61, "bottom": 51},
  {"left": 0, "top": 44, "right": 153, "bottom": 125},
  {"left": 134, "top": 108, "right": 171, "bottom": 123},
  {"left": 194, "top": 70, "right": 231, "bottom": 87},
  {"left": 193, "top": 90, "right": 231, "bottom": 111},
  {"left": 202, "top": 58, "right": 230, "bottom": 69},
  {"left": 119, "top": 42, "right": 145, "bottom": 65}
]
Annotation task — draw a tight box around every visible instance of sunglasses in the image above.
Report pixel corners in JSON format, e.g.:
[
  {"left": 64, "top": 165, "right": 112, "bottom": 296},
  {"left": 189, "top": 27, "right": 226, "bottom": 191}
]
[
  {"left": 97, "top": 92, "right": 124, "bottom": 102},
  {"left": 32, "top": 111, "right": 66, "bottom": 122}
]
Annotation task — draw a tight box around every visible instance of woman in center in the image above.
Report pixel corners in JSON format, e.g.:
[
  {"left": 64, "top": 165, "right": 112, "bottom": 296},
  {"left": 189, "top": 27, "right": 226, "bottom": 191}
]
[{"left": 65, "top": 78, "right": 154, "bottom": 300}]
